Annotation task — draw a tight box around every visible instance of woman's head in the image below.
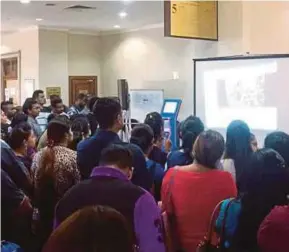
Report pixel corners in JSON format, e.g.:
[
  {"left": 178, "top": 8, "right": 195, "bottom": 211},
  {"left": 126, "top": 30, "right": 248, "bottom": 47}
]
[
  {"left": 69, "top": 115, "right": 90, "bottom": 150},
  {"left": 8, "top": 122, "right": 36, "bottom": 152},
  {"left": 180, "top": 116, "right": 204, "bottom": 154},
  {"left": 42, "top": 206, "right": 134, "bottom": 252},
  {"left": 144, "top": 112, "right": 164, "bottom": 144},
  {"left": 130, "top": 124, "right": 154, "bottom": 155},
  {"left": 264, "top": 131, "right": 289, "bottom": 166},
  {"left": 235, "top": 148, "right": 289, "bottom": 248},
  {"left": 47, "top": 116, "right": 71, "bottom": 147},
  {"left": 10, "top": 112, "right": 28, "bottom": 128},
  {"left": 193, "top": 130, "right": 225, "bottom": 169}
]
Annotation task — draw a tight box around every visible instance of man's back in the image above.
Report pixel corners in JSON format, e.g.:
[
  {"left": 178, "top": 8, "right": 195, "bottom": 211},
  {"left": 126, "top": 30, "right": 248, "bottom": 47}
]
[
  {"left": 77, "top": 130, "right": 152, "bottom": 190},
  {"left": 55, "top": 167, "right": 165, "bottom": 252}
]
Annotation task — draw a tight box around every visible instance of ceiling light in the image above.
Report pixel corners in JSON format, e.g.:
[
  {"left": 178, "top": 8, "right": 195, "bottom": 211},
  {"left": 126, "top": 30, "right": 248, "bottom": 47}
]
[
  {"left": 36, "top": 18, "right": 43, "bottom": 21},
  {"left": 114, "top": 25, "right": 120, "bottom": 29},
  {"left": 20, "top": 0, "right": 31, "bottom": 4},
  {"left": 118, "top": 12, "right": 127, "bottom": 18}
]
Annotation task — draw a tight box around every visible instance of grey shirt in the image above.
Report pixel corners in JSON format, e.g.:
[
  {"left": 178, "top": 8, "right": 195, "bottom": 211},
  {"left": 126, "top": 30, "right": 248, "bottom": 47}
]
[{"left": 27, "top": 116, "right": 42, "bottom": 139}]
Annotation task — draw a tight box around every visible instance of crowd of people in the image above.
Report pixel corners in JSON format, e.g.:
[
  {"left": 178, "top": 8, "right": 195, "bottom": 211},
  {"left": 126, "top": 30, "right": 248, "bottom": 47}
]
[{"left": 1, "top": 90, "right": 289, "bottom": 252}]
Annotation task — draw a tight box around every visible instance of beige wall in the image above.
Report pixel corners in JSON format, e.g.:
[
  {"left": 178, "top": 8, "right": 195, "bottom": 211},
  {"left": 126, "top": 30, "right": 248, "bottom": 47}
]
[
  {"left": 1, "top": 28, "right": 39, "bottom": 104},
  {"left": 39, "top": 30, "right": 101, "bottom": 104}
]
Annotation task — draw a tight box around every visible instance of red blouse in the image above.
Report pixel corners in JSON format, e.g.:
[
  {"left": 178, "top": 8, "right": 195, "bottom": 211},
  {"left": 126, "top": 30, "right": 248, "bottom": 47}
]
[{"left": 161, "top": 166, "right": 237, "bottom": 251}]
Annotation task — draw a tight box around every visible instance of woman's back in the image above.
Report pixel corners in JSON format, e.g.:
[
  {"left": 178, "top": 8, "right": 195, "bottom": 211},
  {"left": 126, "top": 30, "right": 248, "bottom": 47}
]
[{"left": 162, "top": 165, "right": 237, "bottom": 250}]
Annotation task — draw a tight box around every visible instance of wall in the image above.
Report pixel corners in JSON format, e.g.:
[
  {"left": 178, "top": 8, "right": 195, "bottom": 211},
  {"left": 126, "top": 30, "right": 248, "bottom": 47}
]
[
  {"left": 1, "top": 28, "right": 39, "bottom": 104},
  {"left": 99, "top": 1, "right": 244, "bottom": 119},
  {"left": 39, "top": 30, "right": 101, "bottom": 104}
]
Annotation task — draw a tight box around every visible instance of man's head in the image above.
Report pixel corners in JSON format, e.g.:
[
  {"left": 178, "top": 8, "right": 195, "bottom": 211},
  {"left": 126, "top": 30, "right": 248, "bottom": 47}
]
[
  {"left": 75, "top": 93, "right": 87, "bottom": 110},
  {"left": 22, "top": 98, "right": 41, "bottom": 118},
  {"left": 32, "top": 90, "right": 46, "bottom": 106},
  {"left": 51, "top": 96, "right": 64, "bottom": 115},
  {"left": 93, "top": 98, "right": 123, "bottom": 131},
  {"left": 99, "top": 145, "right": 133, "bottom": 179},
  {"left": 1, "top": 101, "right": 14, "bottom": 119}
]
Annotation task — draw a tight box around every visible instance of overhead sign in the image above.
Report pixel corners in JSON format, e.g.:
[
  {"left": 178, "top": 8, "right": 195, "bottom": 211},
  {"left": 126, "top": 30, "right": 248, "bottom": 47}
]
[{"left": 164, "top": 1, "right": 218, "bottom": 40}]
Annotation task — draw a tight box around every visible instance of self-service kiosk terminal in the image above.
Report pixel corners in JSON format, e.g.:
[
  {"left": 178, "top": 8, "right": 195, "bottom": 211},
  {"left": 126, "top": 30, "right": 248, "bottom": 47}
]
[{"left": 161, "top": 99, "right": 182, "bottom": 150}]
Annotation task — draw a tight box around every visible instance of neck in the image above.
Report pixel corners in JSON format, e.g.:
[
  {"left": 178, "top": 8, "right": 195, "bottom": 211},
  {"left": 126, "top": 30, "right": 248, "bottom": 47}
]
[{"left": 13, "top": 147, "right": 26, "bottom": 157}]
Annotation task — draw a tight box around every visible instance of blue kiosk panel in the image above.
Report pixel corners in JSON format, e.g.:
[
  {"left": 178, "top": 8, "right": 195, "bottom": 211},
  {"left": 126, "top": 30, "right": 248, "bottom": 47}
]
[{"left": 161, "top": 99, "right": 182, "bottom": 150}]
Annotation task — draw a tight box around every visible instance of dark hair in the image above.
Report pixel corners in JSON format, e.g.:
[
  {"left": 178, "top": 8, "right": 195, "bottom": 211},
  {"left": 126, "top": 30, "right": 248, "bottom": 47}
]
[
  {"left": 10, "top": 112, "right": 28, "bottom": 128},
  {"left": 87, "top": 96, "right": 99, "bottom": 112},
  {"left": 32, "top": 90, "right": 44, "bottom": 100},
  {"left": 180, "top": 116, "right": 204, "bottom": 154},
  {"left": 234, "top": 148, "right": 289, "bottom": 250},
  {"left": 99, "top": 145, "right": 133, "bottom": 170},
  {"left": 69, "top": 116, "right": 90, "bottom": 150},
  {"left": 8, "top": 122, "right": 32, "bottom": 150},
  {"left": 93, "top": 98, "right": 121, "bottom": 129},
  {"left": 22, "top": 98, "right": 38, "bottom": 115},
  {"left": 144, "top": 112, "right": 164, "bottom": 141},
  {"left": 193, "top": 130, "right": 225, "bottom": 168},
  {"left": 1, "top": 101, "right": 13, "bottom": 110},
  {"left": 77, "top": 93, "right": 87, "bottom": 100},
  {"left": 42, "top": 205, "right": 134, "bottom": 252},
  {"left": 130, "top": 124, "right": 154, "bottom": 154},
  {"left": 224, "top": 120, "right": 252, "bottom": 189},
  {"left": 264, "top": 131, "right": 289, "bottom": 166},
  {"left": 51, "top": 97, "right": 63, "bottom": 108}
]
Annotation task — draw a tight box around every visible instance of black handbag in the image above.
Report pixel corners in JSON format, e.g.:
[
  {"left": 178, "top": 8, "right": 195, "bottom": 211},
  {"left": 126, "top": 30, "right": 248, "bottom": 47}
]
[{"left": 196, "top": 198, "right": 235, "bottom": 252}]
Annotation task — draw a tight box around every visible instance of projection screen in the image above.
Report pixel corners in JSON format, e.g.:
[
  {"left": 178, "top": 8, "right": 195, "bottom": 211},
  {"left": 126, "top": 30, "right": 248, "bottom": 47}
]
[{"left": 194, "top": 54, "right": 289, "bottom": 144}]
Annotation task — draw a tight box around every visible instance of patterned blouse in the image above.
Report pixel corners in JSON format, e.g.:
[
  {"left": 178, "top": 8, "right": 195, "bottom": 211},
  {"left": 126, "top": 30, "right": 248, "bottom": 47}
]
[{"left": 32, "top": 146, "right": 80, "bottom": 198}]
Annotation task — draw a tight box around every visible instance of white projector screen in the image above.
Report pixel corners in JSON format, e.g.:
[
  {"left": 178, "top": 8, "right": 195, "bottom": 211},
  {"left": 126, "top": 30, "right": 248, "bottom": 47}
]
[{"left": 194, "top": 55, "right": 289, "bottom": 145}]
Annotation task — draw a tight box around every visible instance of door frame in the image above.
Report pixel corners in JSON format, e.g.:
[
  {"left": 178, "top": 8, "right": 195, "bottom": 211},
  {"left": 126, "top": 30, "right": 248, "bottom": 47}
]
[{"left": 68, "top": 76, "right": 98, "bottom": 105}]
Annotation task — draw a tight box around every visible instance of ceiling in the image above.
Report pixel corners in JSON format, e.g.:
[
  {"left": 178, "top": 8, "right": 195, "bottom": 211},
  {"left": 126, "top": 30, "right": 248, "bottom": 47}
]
[{"left": 1, "top": 1, "right": 164, "bottom": 35}]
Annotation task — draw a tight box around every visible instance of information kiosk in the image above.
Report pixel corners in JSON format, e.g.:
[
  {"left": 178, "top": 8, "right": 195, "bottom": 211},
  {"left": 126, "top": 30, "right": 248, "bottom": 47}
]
[{"left": 161, "top": 99, "right": 182, "bottom": 150}]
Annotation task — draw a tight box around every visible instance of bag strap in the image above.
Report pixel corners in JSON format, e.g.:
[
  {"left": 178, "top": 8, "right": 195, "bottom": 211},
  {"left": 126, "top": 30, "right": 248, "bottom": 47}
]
[
  {"left": 219, "top": 199, "right": 235, "bottom": 246},
  {"left": 206, "top": 198, "right": 235, "bottom": 244}
]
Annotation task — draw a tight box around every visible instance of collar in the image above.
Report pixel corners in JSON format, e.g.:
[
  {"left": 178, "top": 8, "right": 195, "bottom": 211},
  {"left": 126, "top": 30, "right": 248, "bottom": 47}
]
[
  {"left": 90, "top": 166, "right": 129, "bottom": 182},
  {"left": 96, "top": 129, "right": 121, "bottom": 140},
  {"left": 28, "top": 116, "right": 37, "bottom": 123}
]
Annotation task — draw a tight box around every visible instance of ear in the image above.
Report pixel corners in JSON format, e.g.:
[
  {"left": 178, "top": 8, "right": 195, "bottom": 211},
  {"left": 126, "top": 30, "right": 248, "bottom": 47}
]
[{"left": 127, "top": 169, "right": 133, "bottom": 180}]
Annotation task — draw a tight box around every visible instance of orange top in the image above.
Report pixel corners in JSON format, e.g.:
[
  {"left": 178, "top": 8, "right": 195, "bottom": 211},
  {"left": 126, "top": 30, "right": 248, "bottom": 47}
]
[{"left": 161, "top": 166, "right": 237, "bottom": 251}]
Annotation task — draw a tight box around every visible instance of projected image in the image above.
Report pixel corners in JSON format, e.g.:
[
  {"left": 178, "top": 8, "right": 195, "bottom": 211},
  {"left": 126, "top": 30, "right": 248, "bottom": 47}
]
[{"left": 203, "top": 62, "right": 278, "bottom": 130}]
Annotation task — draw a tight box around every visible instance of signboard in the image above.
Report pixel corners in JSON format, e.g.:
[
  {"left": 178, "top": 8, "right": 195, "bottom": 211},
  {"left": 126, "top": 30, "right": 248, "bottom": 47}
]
[
  {"left": 164, "top": 1, "right": 218, "bottom": 40},
  {"left": 46, "top": 87, "right": 61, "bottom": 97}
]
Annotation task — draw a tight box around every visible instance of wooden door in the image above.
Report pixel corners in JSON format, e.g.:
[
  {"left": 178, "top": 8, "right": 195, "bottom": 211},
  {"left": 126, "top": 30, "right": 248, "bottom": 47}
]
[{"left": 69, "top": 76, "right": 97, "bottom": 105}]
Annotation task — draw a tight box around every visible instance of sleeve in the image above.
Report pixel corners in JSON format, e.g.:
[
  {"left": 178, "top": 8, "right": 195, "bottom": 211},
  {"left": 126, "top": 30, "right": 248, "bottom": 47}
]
[
  {"left": 134, "top": 192, "right": 166, "bottom": 252},
  {"left": 71, "top": 152, "right": 81, "bottom": 183}
]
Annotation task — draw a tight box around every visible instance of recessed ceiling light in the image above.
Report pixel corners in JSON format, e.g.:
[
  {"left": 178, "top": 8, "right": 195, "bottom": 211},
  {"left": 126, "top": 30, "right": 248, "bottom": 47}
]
[
  {"left": 114, "top": 25, "right": 120, "bottom": 29},
  {"left": 36, "top": 18, "right": 43, "bottom": 21},
  {"left": 20, "top": 0, "right": 31, "bottom": 4},
  {"left": 118, "top": 12, "right": 127, "bottom": 18}
]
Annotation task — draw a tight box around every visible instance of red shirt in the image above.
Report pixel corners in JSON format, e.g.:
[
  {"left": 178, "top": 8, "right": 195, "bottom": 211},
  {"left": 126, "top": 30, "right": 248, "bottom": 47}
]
[
  {"left": 161, "top": 166, "right": 237, "bottom": 251},
  {"left": 258, "top": 205, "right": 289, "bottom": 252}
]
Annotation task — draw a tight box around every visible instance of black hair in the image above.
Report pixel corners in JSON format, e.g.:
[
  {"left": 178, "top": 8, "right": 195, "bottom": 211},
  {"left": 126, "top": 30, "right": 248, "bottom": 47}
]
[
  {"left": 264, "top": 131, "right": 289, "bottom": 166},
  {"left": 51, "top": 97, "right": 63, "bottom": 108},
  {"left": 8, "top": 122, "right": 32, "bottom": 150},
  {"left": 69, "top": 116, "right": 90, "bottom": 151},
  {"left": 130, "top": 124, "right": 154, "bottom": 154},
  {"left": 22, "top": 98, "right": 38, "bottom": 115},
  {"left": 10, "top": 112, "right": 28, "bottom": 128},
  {"left": 32, "top": 90, "right": 44, "bottom": 100},
  {"left": 87, "top": 96, "right": 99, "bottom": 112},
  {"left": 99, "top": 145, "right": 133, "bottom": 170},
  {"left": 1, "top": 101, "right": 13, "bottom": 111},
  {"left": 224, "top": 120, "right": 252, "bottom": 190},
  {"left": 234, "top": 148, "right": 289, "bottom": 250},
  {"left": 144, "top": 112, "right": 164, "bottom": 142},
  {"left": 93, "top": 98, "right": 121, "bottom": 129},
  {"left": 77, "top": 93, "right": 87, "bottom": 100},
  {"left": 180, "top": 116, "right": 204, "bottom": 154},
  {"left": 193, "top": 130, "right": 225, "bottom": 169}
]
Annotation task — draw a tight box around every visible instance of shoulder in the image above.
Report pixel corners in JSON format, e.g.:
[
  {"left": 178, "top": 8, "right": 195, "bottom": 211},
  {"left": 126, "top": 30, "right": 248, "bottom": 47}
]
[{"left": 77, "top": 135, "right": 97, "bottom": 151}]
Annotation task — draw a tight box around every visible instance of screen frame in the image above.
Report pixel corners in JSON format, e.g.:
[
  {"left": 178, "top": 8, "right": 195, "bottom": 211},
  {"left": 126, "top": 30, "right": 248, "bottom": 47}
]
[{"left": 193, "top": 54, "right": 289, "bottom": 115}]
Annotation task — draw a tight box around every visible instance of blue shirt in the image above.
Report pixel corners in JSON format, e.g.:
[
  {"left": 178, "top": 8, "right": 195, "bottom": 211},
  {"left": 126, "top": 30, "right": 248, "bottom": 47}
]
[
  {"left": 167, "top": 150, "right": 193, "bottom": 169},
  {"left": 77, "top": 130, "right": 152, "bottom": 190}
]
